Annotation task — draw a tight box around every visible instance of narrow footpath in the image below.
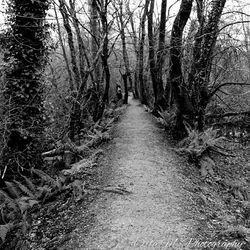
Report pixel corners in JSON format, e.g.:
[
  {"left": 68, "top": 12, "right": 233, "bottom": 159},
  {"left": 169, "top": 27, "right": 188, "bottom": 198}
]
[{"left": 61, "top": 97, "right": 197, "bottom": 250}]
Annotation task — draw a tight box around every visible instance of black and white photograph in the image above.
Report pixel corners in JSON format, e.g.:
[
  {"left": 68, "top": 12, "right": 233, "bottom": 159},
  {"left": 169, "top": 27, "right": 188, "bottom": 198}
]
[{"left": 0, "top": 0, "right": 250, "bottom": 249}]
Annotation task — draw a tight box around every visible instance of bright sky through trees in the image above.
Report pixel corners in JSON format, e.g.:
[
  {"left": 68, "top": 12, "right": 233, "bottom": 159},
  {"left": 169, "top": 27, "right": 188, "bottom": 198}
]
[{"left": 0, "top": 0, "right": 249, "bottom": 32}]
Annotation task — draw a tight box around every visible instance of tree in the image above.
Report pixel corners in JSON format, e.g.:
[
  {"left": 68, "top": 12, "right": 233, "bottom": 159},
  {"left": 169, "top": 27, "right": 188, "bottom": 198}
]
[
  {"left": 2, "top": 0, "right": 50, "bottom": 178},
  {"left": 188, "top": 0, "right": 227, "bottom": 130},
  {"left": 58, "top": 0, "right": 86, "bottom": 140},
  {"left": 114, "top": 0, "right": 133, "bottom": 104},
  {"left": 95, "top": 0, "right": 112, "bottom": 103},
  {"left": 148, "top": 0, "right": 168, "bottom": 110},
  {"left": 57, "top": 0, "right": 106, "bottom": 140},
  {"left": 126, "top": 3, "right": 140, "bottom": 98},
  {"left": 89, "top": 0, "right": 101, "bottom": 90},
  {"left": 53, "top": 1, "right": 74, "bottom": 91},
  {"left": 138, "top": 0, "right": 150, "bottom": 105},
  {"left": 166, "top": 0, "right": 193, "bottom": 136},
  {"left": 166, "top": 0, "right": 227, "bottom": 135}
]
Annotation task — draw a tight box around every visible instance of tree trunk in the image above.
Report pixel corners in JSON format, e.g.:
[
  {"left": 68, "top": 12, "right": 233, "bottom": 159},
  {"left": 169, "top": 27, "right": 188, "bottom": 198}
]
[
  {"left": 148, "top": 0, "right": 168, "bottom": 110},
  {"left": 3, "top": 0, "right": 49, "bottom": 178},
  {"left": 122, "top": 73, "right": 129, "bottom": 104},
  {"left": 147, "top": 0, "right": 157, "bottom": 101},
  {"left": 138, "top": 0, "right": 150, "bottom": 105},
  {"left": 166, "top": 0, "right": 194, "bottom": 136},
  {"left": 59, "top": 0, "right": 81, "bottom": 90},
  {"left": 188, "top": 0, "right": 226, "bottom": 130},
  {"left": 155, "top": 0, "right": 168, "bottom": 109},
  {"left": 97, "top": 0, "right": 110, "bottom": 104},
  {"left": 133, "top": 72, "right": 139, "bottom": 99},
  {"left": 89, "top": 0, "right": 101, "bottom": 90},
  {"left": 69, "top": 72, "right": 89, "bottom": 141},
  {"left": 128, "top": 7, "right": 139, "bottom": 98},
  {"left": 101, "top": 39, "right": 110, "bottom": 103},
  {"left": 118, "top": 1, "right": 133, "bottom": 95},
  {"left": 69, "top": 0, "right": 87, "bottom": 89},
  {"left": 53, "top": 2, "right": 74, "bottom": 91}
]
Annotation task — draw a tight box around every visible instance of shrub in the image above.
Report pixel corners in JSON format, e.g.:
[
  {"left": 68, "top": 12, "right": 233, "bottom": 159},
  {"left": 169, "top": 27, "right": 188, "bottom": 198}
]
[
  {"left": 177, "top": 124, "right": 225, "bottom": 162},
  {"left": 158, "top": 107, "right": 177, "bottom": 130}
]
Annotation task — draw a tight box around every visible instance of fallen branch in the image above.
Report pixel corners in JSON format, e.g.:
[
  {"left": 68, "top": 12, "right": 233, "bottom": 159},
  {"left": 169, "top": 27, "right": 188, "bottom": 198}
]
[
  {"left": 210, "top": 121, "right": 249, "bottom": 127},
  {"left": 207, "top": 111, "right": 250, "bottom": 119},
  {"left": 42, "top": 139, "right": 91, "bottom": 158},
  {"left": 87, "top": 185, "right": 132, "bottom": 195},
  {"left": 211, "top": 145, "right": 235, "bottom": 157}
]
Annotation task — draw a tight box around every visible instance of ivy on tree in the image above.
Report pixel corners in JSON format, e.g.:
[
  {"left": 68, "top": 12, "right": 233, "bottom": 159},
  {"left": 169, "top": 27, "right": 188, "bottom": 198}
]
[{"left": 3, "top": 0, "right": 50, "bottom": 178}]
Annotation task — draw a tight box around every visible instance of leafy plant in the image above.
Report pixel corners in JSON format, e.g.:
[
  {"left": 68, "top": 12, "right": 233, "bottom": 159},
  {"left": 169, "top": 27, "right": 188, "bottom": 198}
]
[
  {"left": 0, "top": 171, "right": 62, "bottom": 245},
  {"left": 158, "top": 108, "right": 177, "bottom": 130},
  {"left": 0, "top": 223, "right": 13, "bottom": 243},
  {"left": 177, "top": 125, "right": 225, "bottom": 161}
]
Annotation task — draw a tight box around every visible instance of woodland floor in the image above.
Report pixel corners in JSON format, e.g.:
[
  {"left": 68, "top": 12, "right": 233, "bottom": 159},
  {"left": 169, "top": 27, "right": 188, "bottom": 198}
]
[{"left": 25, "top": 96, "right": 250, "bottom": 250}]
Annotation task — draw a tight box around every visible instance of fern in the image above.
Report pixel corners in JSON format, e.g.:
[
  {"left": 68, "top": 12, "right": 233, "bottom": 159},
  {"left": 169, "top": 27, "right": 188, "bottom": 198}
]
[
  {"left": 13, "top": 181, "right": 35, "bottom": 199},
  {"left": 158, "top": 109, "right": 176, "bottom": 129},
  {"left": 22, "top": 175, "right": 36, "bottom": 194},
  {"left": 0, "top": 223, "right": 13, "bottom": 243},
  {"left": 0, "top": 190, "right": 18, "bottom": 212},
  {"left": 177, "top": 127, "right": 225, "bottom": 159},
  {"left": 16, "top": 197, "right": 39, "bottom": 214},
  {"left": 32, "top": 169, "right": 57, "bottom": 188},
  {"left": 5, "top": 182, "right": 21, "bottom": 199},
  {"left": 54, "top": 176, "right": 65, "bottom": 191}
]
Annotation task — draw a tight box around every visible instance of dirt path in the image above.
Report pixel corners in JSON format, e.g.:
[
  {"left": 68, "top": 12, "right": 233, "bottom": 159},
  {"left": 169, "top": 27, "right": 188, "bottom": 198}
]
[{"left": 61, "top": 97, "right": 197, "bottom": 250}]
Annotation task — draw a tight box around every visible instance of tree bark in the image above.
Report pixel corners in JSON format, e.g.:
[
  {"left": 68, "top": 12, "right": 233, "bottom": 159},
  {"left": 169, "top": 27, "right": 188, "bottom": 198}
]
[
  {"left": 3, "top": 0, "right": 49, "bottom": 177},
  {"left": 94, "top": 0, "right": 111, "bottom": 104},
  {"left": 122, "top": 73, "right": 129, "bottom": 104},
  {"left": 69, "top": 0, "right": 87, "bottom": 89},
  {"left": 89, "top": 0, "right": 101, "bottom": 90},
  {"left": 188, "top": 0, "right": 227, "bottom": 130},
  {"left": 138, "top": 0, "right": 150, "bottom": 105},
  {"left": 59, "top": 0, "right": 81, "bottom": 90},
  {"left": 53, "top": 2, "right": 74, "bottom": 92},
  {"left": 118, "top": 1, "right": 133, "bottom": 96},
  {"left": 147, "top": 0, "right": 157, "bottom": 101},
  {"left": 128, "top": 7, "right": 139, "bottom": 98},
  {"left": 155, "top": 0, "right": 168, "bottom": 109},
  {"left": 166, "top": 0, "right": 194, "bottom": 136},
  {"left": 148, "top": 0, "right": 168, "bottom": 110}
]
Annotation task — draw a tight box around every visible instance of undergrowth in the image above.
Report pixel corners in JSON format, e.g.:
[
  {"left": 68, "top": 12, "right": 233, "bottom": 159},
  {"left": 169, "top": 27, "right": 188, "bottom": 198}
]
[
  {"left": 0, "top": 104, "right": 125, "bottom": 249},
  {"left": 184, "top": 141, "right": 250, "bottom": 249}
]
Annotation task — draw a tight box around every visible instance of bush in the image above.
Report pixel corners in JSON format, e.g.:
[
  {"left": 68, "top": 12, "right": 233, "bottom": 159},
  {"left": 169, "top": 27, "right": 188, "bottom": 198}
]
[
  {"left": 177, "top": 124, "right": 225, "bottom": 162},
  {"left": 158, "top": 107, "right": 177, "bottom": 130}
]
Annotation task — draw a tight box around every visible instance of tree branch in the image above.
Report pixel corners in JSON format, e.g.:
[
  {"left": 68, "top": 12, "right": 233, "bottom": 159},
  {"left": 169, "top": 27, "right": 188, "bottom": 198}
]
[
  {"left": 209, "top": 82, "right": 250, "bottom": 98},
  {"left": 219, "top": 20, "right": 250, "bottom": 33}
]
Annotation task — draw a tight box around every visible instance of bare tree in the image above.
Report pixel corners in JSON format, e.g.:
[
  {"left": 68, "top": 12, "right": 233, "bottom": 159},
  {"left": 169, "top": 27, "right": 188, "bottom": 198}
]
[
  {"left": 166, "top": 0, "right": 227, "bottom": 135},
  {"left": 89, "top": 0, "right": 102, "bottom": 90},
  {"left": 53, "top": 1, "right": 74, "bottom": 91},
  {"left": 148, "top": 0, "right": 168, "bottom": 110},
  {"left": 126, "top": 3, "right": 140, "bottom": 98},
  {"left": 94, "top": 0, "right": 112, "bottom": 103},
  {"left": 166, "top": 0, "right": 193, "bottom": 135},
  {"left": 138, "top": 0, "right": 150, "bottom": 104},
  {"left": 189, "top": 0, "right": 227, "bottom": 130},
  {"left": 114, "top": 0, "right": 134, "bottom": 104},
  {"left": 59, "top": 0, "right": 81, "bottom": 90},
  {"left": 57, "top": 0, "right": 106, "bottom": 140}
]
